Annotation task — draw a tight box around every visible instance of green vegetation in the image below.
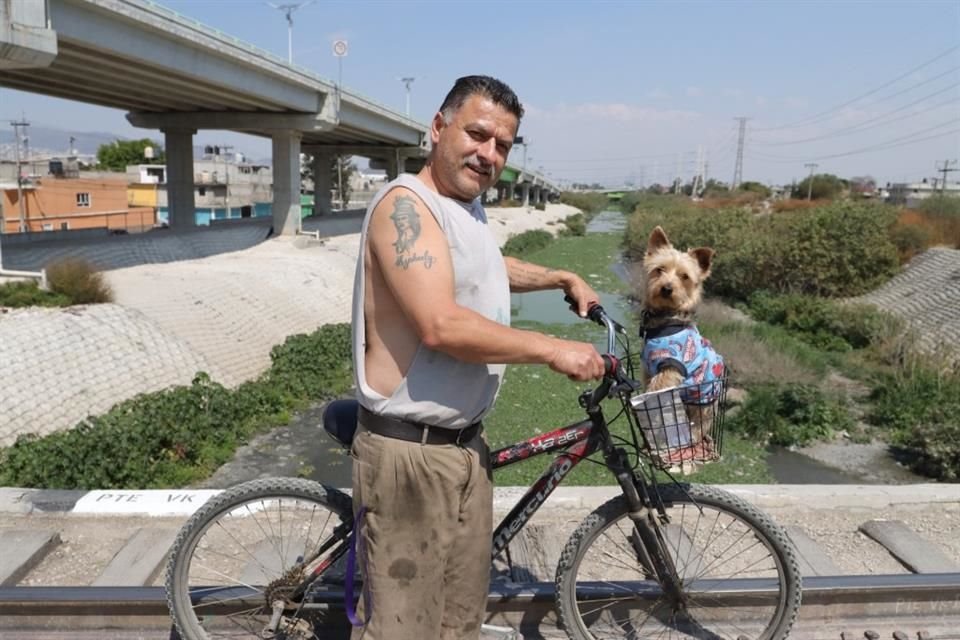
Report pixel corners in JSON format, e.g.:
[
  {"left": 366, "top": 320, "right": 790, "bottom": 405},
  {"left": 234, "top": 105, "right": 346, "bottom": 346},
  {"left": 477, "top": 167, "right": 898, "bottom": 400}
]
[
  {"left": 501, "top": 229, "right": 553, "bottom": 257},
  {"left": 0, "top": 281, "right": 71, "bottom": 308},
  {"left": 0, "top": 324, "right": 352, "bottom": 489},
  {"left": 559, "top": 191, "right": 609, "bottom": 217},
  {"left": 46, "top": 258, "right": 114, "bottom": 304},
  {"left": 97, "top": 138, "right": 164, "bottom": 171},
  {"left": 917, "top": 195, "right": 960, "bottom": 218},
  {"left": 729, "top": 384, "right": 853, "bottom": 447},
  {"left": 790, "top": 173, "right": 847, "bottom": 201},
  {"left": 0, "top": 259, "right": 114, "bottom": 308},
  {"left": 625, "top": 200, "right": 900, "bottom": 300}
]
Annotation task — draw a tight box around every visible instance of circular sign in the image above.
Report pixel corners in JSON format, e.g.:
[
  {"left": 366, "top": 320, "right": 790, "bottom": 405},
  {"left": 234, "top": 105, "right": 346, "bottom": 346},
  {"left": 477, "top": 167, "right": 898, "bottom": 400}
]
[{"left": 332, "top": 40, "right": 348, "bottom": 57}]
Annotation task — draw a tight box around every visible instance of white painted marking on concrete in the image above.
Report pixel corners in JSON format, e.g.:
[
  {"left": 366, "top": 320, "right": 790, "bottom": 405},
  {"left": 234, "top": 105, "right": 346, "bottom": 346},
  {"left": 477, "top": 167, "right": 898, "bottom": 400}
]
[{"left": 73, "top": 490, "right": 221, "bottom": 515}]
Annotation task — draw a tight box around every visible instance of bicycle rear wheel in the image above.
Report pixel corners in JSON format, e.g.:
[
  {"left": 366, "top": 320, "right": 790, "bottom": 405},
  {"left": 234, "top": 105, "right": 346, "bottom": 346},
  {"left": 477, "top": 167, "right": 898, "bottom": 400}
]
[
  {"left": 555, "top": 484, "right": 801, "bottom": 640},
  {"left": 166, "top": 477, "right": 353, "bottom": 640}
]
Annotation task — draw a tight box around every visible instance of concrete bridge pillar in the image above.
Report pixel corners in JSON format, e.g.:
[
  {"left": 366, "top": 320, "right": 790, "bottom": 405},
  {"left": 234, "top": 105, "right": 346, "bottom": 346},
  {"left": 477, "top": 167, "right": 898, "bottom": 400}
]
[
  {"left": 312, "top": 152, "right": 332, "bottom": 216},
  {"left": 163, "top": 127, "right": 196, "bottom": 230},
  {"left": 271, "top": 130, "right": 303, "bottom": 236},
  {"left": 536, "top": 187, "right": 544, "bottom": 205},
  {"left": 521, "top": 182, "right": 530, "bottom": 207},
  {"left": 506, "top": 183, "right": 515, "bottom": 201}
]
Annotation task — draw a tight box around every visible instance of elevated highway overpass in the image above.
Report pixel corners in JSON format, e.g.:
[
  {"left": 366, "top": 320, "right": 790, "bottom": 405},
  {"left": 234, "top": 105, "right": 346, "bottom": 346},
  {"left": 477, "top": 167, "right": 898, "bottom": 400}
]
[{"left": 1, "top": 0, "right": 558, "bottom": 234}]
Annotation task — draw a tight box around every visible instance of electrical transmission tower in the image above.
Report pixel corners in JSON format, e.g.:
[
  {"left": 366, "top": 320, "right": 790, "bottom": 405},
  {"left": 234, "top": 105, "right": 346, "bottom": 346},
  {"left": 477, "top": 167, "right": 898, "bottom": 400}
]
[{"left": 732, "top": 117, "right": 747, "bottom": 190}]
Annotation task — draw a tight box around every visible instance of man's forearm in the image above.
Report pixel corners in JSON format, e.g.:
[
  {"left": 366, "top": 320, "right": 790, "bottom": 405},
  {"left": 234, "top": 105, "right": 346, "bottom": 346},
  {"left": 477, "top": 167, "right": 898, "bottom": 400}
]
[
  {"left": 422, "top": 303, "right": 558, "bottom": 365},
  {"left": 504, "top": 256, "right": 574, "bottom": 292}
]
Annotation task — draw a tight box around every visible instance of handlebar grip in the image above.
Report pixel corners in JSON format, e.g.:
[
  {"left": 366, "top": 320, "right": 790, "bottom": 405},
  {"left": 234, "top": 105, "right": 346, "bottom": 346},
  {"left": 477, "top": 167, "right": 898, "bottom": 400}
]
[
  {"left": 564, "top": 295, "right": 605, "bottom": 325},
  {"left": 601, "top": 354, "right": 619, "bottom": 377}
]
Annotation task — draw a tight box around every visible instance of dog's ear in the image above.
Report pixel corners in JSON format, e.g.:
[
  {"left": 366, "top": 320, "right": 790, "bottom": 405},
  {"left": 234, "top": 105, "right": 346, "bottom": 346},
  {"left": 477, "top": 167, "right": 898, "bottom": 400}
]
[
  {"left": 688, "top": 247, "right": 715, "bottom": 276},
  {"left": 646, "top": 226, "right": 671, "bottom": 254}
]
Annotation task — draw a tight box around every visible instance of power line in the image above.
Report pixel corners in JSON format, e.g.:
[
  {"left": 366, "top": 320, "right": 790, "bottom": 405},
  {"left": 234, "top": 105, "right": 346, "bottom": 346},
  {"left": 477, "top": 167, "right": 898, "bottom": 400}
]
[
  {"left": 752, "top": 88, "right": 960, "bottom": 147},
  {"left": 748, "top": 122, "right": 960, "bottom": 164},
  {"left": 753, "top": 44, "right": 960, "bottom": 132}
]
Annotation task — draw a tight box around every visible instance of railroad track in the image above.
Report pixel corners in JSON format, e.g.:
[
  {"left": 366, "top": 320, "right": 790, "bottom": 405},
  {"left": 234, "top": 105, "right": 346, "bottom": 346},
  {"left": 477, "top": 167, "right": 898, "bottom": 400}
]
[{"left": 2, "top": 574, "right": 960, "bottom": 639}]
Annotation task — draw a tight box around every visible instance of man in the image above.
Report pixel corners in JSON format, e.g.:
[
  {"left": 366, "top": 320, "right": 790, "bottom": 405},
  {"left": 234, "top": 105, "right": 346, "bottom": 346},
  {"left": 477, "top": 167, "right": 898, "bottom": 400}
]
[{"left": 350, "top": 75, "right": 604, "bottom": 640}]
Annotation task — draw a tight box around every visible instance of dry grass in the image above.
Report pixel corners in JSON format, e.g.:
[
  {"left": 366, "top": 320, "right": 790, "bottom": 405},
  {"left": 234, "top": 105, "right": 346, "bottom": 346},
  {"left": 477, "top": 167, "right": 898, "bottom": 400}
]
[
  {"left": 696, "top": 300, "right": 824, "bottom": 388},
  {"left": 695, "top": 192, "right": 761, "bottom": 210},
  {"left": 897, "top": 208, "right": 960, "bottom": 249},
  {"left": 45, "top": 258, "right": 114, "bottom": 304},
  {"left": 771, "top": 198, "right": 831, "bottom": 213}
]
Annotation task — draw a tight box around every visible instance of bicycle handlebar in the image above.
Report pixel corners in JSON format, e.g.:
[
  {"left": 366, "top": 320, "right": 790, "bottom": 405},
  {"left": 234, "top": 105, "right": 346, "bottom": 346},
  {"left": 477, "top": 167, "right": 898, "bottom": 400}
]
[{"left": 563, "top": 295, "right": 624, "bottom": 356}]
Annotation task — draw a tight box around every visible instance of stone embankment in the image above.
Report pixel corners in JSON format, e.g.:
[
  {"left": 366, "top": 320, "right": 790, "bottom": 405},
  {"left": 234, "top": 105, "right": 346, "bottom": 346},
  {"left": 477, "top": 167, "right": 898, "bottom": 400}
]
[{"left": 0, "top": 204, "right": 580, "bottom": 445}]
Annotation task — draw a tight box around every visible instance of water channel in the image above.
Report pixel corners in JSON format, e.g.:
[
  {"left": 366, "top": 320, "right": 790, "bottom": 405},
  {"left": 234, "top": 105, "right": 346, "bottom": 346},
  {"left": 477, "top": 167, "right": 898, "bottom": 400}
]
[{"left": 205, "top": 209, "right": 927, "bottom": 489}]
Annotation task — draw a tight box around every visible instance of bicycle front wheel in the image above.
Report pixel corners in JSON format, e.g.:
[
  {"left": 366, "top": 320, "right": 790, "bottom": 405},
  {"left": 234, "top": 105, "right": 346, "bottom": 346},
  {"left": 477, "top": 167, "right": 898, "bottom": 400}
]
[
  {"left": 556, "top": 484, "right": 801, "bottom": 640},
  {"left": 165, "top": 477, "right": 354, "bottom": 640}
]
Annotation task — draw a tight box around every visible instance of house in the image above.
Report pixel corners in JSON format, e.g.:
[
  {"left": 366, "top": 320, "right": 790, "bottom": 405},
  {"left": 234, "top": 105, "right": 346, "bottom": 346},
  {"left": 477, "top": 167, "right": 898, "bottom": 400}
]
[
  {"left": 0, "top": 164, "right": 154, "bottom": 234},
  {"left": 887, "top": 178, "right": 960, "bottom": 208},
  {"left": 127, "top": 158, "right": 274, "bottom": 226}
]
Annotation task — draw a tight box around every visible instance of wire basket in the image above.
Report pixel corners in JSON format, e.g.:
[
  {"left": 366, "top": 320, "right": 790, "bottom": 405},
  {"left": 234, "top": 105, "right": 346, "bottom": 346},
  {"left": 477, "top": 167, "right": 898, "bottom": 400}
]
[{"left": 628, "top": 376, "right": 728, "bottom": 470}]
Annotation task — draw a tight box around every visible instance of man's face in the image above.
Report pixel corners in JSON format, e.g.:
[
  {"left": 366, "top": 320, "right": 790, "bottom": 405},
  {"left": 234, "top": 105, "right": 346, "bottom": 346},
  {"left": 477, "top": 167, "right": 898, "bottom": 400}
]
[{"left": 430, "top": 94, "right": 518, "bottom": 201}]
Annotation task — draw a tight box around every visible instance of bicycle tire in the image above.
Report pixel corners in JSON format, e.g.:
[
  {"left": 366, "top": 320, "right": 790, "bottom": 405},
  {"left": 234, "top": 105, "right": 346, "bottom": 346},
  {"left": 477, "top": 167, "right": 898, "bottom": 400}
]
[
  {"left": 166, "top": 477, "right": 354, "bottom": 640},
  {"left": 555, "top": 484, "right": 802, "bottom": 640}
]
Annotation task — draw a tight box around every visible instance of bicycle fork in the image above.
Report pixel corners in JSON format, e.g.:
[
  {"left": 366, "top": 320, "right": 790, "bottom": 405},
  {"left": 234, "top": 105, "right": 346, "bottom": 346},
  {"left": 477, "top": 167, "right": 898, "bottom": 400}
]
[{"left": 610, "top": 450, "right": 687, "bottom": 607}]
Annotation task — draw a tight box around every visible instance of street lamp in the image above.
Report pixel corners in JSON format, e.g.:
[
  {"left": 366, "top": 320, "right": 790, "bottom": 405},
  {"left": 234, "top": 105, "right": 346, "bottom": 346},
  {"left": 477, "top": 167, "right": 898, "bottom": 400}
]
[
  {"left": 267, "top": 1, "right": 314, "bottom": 64},
  {"left": 399, "top": 77, "right": 415, "bottom": 117}
]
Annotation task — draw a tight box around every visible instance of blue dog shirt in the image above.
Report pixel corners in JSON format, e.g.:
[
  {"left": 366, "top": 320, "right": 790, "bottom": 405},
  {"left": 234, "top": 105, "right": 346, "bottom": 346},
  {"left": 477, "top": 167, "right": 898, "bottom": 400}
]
[{"left": 642, "top": 325, "right": 725, "bottom": 404}]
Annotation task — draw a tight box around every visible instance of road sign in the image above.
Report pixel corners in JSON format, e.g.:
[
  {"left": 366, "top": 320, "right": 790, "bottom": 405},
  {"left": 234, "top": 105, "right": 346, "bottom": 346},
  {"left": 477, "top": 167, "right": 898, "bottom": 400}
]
[{"left": 332, "top": 39, "right": 348, "bottom": 57}]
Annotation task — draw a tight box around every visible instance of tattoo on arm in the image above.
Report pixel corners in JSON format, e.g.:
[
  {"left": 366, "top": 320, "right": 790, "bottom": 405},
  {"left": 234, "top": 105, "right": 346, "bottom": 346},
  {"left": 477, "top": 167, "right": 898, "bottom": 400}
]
[
  {"left": 390, "top": 195, "right": 436, "bottom": 270},
  {"left": 507, "top": 259, "right": 562, "bottom": 291}
]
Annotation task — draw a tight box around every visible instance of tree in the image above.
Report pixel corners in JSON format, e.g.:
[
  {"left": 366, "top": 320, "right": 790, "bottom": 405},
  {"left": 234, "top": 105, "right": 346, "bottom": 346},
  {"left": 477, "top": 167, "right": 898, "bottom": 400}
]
[
  {"left": 96, "top": 139, "right": 164, "bottom": 171},
  {"left": 300, "top": 153, "right": 358, "bottom": 213},
  {"left": 791, "top": 173, "right": 846, "bottom": 201},
  {"left": 739, "top": 181, "right": 772, "bottom": 199},
  {"left": 850, "top": 175, "right": 877, "bottom": 198}
]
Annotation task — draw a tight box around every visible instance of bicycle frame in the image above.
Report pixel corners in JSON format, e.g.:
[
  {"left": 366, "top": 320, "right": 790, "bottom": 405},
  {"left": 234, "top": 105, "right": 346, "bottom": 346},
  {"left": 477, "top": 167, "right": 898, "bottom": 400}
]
[{"left": 489, "top": 418, "right": 599, "bottom": 556}]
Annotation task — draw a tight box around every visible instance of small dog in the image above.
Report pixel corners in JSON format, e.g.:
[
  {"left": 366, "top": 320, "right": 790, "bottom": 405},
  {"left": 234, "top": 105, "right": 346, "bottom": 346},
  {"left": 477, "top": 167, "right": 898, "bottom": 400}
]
[{"left": 639, "top": 226, "right": 725, "bottom": 470}]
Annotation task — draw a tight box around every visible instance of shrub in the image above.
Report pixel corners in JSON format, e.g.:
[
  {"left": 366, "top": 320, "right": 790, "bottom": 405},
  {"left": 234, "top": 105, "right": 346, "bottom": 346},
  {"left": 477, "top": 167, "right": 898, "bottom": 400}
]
[
  {"left": 559, "top": 192, "right": 609, "bottom": 218},
  {"left": 744, "top": 291, "right": 893, "bottom": 351},
  {"left": 897, "top": 207, "right": 960, "bottom": 250},
  {"left": 625, "top": 201, "right": 900, "bottom": 300},
  {"left": 870, "top": 367, "right": 960, "bottom": 481},
  {"left": 889, "top": 220, "right": 933, "bottom": 263},
  {"left": 496, "top": 199, "right": 524, "bottom": 208},
  {"left": 917, "top": 195, "right": 960, "bottom": 218},
  {"left": 560, "top": 213, "right": 586, "bottom": 237},
  {"left": 45, "top": 258, "right": 114, "bottom": 304},
  {"left": 534, "top": 201, "right": 546, "bottom": 211},
  {"left": 501, "top": 229, "right": 553, "bottom": 257},
  {"left": 0, "top": 280, "right": 71, "bottom": 308},
  {"left": 0, "top": 323, "right": 353, "bottom": 489},
  {"left": 730, "top": 384, "right": 853, "bottom": 447}
]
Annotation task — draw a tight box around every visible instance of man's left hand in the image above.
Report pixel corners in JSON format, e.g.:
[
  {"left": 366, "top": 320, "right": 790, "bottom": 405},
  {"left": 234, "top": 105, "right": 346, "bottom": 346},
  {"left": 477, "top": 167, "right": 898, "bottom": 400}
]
[{"left": 563, "top": 276, "right": 600, "bottom": 318}]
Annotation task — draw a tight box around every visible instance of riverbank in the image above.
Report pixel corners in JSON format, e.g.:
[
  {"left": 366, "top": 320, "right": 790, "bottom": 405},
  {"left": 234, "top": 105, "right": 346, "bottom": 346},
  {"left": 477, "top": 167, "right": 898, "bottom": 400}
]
[{"left": 0, "top": 203, "right": 582, "bottom": 447}]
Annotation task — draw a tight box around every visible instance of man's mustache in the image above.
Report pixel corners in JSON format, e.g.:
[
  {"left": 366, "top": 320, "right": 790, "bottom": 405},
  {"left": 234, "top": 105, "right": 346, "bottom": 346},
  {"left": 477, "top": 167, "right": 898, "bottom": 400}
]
[{"left": 463, "top": 156, "right": 493, "bottom": 176}]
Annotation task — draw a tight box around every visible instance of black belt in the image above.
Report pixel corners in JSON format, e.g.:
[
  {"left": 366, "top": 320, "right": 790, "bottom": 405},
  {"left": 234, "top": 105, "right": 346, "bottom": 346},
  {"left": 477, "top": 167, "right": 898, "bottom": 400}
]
[{"left": 358, "top": 406, "right": 482, "bottom": 446}]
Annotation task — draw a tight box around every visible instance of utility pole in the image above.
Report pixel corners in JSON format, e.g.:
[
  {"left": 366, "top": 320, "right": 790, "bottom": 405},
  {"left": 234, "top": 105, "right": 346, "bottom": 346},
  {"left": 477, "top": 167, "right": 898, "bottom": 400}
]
[
  {"left": 732, "top": 117, "right": 747, "bottom": 190},
  {"left": 400, "top": 77, "right": 415, "bottom": 117},
  {"left": 804, "top": 163, "right": 818, "bottom": 201},
  {"left": 219, "top": 145, "right": 234, "bottom": 218},
  {"left": 935, "top": 159, "right": 958, "bottom": 194},
  {"left": 674, "top": 152, "right": 682, "bottom": 194},
  {"left": 11, "top": 119, "right": 29, "bottom": 233}
]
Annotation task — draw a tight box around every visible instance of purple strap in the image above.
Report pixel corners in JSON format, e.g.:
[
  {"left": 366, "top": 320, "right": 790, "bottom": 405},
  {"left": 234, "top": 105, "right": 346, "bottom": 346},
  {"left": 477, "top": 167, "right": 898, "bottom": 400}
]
[{"left": 344, "top": 506, "right": 371, "bottom": 627}]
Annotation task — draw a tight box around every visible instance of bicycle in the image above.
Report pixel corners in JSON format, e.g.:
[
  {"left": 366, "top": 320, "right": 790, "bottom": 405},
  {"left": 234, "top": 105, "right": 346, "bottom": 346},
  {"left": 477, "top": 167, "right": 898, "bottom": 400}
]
[{"left": 165, "top": 303, "right": 802, "bottom": 640}]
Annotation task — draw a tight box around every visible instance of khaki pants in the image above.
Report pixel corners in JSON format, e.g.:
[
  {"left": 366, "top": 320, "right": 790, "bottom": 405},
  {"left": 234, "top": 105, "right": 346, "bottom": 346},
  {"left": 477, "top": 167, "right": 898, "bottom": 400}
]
[{"left": 350, "top": 421, "right": 493, "bottom": 640}]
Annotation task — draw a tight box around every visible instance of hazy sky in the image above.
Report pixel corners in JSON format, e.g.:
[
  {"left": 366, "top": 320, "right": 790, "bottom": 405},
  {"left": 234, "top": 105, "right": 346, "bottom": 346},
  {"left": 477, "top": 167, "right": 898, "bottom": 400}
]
[{"left": 2, "top": 0, "right": 958, "bottom": 187}]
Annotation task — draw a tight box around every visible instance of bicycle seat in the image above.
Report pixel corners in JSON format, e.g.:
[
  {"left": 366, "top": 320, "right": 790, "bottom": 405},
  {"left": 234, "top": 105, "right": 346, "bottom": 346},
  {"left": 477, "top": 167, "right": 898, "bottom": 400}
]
[{"left": 322, "top": 398, "right": 359, "bottom": 449}]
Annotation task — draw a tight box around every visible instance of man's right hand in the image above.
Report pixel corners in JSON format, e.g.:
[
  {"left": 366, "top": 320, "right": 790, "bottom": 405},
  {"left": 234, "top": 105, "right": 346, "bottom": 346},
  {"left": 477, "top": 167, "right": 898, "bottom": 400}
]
[{"left": 546, "top": 339, "right": 605, "bottom": 381}]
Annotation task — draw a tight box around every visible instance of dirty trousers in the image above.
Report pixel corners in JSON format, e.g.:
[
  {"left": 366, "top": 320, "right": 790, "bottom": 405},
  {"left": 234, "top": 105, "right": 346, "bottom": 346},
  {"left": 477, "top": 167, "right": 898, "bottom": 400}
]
[{"left": 350, "top": 421, "right": 493, "bottom": 640}]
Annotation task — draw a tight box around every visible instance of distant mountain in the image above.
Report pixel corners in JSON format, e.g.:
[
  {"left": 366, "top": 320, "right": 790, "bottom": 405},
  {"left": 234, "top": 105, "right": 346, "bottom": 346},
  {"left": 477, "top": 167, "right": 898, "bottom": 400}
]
[{"left": 0, "top": 126, "right": 127, "bottom": 158}]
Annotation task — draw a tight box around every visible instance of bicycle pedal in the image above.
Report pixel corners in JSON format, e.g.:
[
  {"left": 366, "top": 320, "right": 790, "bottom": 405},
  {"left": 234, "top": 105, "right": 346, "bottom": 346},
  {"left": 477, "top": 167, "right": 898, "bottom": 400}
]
[{"left": 480, "top": 623, "right": 522, "bottom": 639}]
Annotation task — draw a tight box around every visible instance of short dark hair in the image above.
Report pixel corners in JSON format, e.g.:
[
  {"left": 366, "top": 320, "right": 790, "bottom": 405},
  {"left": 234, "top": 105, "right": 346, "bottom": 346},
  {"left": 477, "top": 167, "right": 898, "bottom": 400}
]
[{"left": 438, "top": 75, "right": 524, "bottom": 122}]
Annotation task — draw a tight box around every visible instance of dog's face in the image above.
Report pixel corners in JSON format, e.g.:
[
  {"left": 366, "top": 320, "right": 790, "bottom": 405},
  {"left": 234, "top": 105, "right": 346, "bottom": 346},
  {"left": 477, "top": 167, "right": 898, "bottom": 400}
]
[{"left": 642, "top": 226, "right": 715, "bottom": 314}]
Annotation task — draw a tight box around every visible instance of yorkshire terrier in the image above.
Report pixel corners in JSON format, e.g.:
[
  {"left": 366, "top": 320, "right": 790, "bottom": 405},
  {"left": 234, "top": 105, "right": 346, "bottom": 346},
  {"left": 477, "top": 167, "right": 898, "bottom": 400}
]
[{"left": 639, "top": 226, "right": 725, "bottom": 470}]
